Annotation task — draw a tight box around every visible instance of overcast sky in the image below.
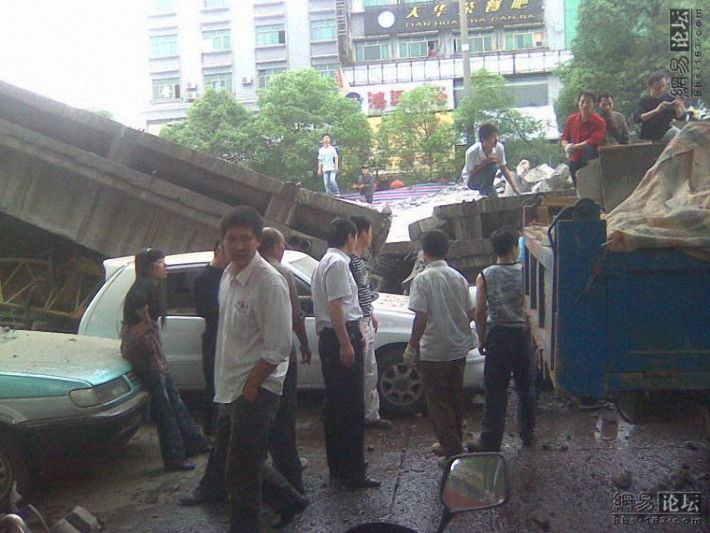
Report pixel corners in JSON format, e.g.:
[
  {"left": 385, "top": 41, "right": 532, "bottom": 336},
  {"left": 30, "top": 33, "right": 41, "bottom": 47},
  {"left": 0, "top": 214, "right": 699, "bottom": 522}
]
[{"left": 0, "top": 0, "right": 148, "bottom": 127}]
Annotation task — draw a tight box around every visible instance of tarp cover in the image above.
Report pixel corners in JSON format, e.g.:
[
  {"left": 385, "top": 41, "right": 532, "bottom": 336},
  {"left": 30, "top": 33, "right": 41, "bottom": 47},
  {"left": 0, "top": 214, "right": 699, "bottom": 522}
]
[{"left": 606, "top": 121, "right": 710, "bottom": 257}]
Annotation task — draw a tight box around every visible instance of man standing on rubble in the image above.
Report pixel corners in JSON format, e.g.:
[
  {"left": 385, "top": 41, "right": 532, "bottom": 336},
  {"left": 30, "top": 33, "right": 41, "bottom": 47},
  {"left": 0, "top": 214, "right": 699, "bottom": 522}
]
[
  {"left": 318, "top": 133, "right": 340, "bottom": 196},
  {"left": 463, "top": 123, "right": 521, "bottom": 198}
]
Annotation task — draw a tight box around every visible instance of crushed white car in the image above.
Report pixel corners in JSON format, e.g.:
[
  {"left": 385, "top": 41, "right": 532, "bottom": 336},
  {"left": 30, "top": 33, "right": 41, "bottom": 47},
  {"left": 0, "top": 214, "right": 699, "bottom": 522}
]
[{"left": 79, "top": 251, "right": 484, "bottom": 415}]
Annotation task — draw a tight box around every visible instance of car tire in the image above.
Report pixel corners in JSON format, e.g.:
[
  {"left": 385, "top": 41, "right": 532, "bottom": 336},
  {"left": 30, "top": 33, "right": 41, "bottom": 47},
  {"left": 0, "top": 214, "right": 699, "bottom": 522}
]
[
  {"left": 0, "top": 433, "right": 29, "bottom": 506},
  {"left": 377, "top": 347, "right": 426, "bottom": 416}
]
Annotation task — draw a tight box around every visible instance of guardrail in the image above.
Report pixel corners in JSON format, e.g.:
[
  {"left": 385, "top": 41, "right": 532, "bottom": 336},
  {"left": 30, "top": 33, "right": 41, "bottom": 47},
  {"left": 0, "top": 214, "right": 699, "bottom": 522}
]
[{"left": 343, "top": 49, "right": 573, "bottom": 85}]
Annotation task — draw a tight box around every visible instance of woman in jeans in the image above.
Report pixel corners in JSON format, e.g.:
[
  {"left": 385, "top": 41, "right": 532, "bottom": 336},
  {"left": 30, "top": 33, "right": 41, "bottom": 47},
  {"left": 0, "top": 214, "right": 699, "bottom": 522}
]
[{"left": 120, "top": 248, "right": 208, "bottom": 471}]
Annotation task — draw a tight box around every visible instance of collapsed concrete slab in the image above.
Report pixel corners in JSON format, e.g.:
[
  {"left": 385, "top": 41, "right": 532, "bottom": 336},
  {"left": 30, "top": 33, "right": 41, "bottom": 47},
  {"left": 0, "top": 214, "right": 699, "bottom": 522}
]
[{"left": 0, "top": 80, "right": 390, "bottom": 259}]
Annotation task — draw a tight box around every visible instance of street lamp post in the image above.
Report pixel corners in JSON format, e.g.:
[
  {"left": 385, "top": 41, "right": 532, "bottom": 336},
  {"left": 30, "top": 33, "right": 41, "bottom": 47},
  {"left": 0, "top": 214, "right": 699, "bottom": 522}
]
[{"left": 458, "top": 0, "right": 472, "bottom": 98}]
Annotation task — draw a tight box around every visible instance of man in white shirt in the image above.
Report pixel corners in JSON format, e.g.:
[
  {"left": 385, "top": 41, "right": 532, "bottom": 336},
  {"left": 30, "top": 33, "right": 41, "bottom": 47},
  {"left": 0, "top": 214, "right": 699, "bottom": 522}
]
[
  {"left": 463, "top": 123, "right": 521, "bottom": 198},
  {"left": 212, "top": 206, "right": 307, "bottom": 532},
  {"left": 405, "top": 230, "right": 475, "bottom": 463},
  {"left": 311, "top": 218, "right": 381, "bottom": 488},
  {"left": 317, "top": 133, "right": 340, "bottom": 196}
]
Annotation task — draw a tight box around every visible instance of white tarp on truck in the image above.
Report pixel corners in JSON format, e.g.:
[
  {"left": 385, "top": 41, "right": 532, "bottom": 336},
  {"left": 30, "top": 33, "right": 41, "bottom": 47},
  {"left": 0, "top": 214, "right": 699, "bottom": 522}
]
[{"left": 606, "top": 121, "right": 710, "bottom": 257}]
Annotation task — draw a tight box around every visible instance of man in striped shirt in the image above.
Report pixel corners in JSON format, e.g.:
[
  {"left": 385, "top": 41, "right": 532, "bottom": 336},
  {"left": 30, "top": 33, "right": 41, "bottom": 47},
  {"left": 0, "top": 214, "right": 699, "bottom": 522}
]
[{"left": 350, "top": 216, "right": 392, "bottom": 430}]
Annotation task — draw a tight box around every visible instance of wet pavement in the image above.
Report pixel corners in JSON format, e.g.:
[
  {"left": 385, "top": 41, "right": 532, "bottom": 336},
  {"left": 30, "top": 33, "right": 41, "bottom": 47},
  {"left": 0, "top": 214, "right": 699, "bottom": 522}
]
[{"left": 33, "top": 391, "right": 709, "bottom": 532}]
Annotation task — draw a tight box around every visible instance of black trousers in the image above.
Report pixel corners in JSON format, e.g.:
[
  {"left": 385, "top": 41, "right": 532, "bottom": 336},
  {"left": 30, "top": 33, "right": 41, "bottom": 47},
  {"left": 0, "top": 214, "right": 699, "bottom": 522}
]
[
  {"left": 480, "top": 327, "right": 536, "bottom": 451},
  {"left": 567, "top": 144, "right": 599, "bottom": 186},
  {"left": 269, "top": 355, "right": 304, "bottom": 493},
  {"left": 201, "top": 334, "right": 217, "bottom": 434},
  {"left": 319, "top": 323, "right": 366, "bottom": 481}
]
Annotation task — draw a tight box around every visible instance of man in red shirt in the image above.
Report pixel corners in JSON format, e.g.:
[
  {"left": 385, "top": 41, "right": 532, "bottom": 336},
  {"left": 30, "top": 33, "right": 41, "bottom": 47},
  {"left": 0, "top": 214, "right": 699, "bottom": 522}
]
[{"left": 560, "top": 91, "right": 607, "bottom": 186}]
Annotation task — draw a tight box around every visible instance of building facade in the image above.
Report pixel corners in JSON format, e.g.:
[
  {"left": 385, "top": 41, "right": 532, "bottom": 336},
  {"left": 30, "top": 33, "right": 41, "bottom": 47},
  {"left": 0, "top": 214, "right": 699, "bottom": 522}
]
[
  {"left": 145, "top": 0, "right": 578, "bottom": 137},
  {"left": 338, "top": 0, "right": 575, "bottom": 138},
  {"left": 145, "top": 0, "right": 339, "bottom": 133}
]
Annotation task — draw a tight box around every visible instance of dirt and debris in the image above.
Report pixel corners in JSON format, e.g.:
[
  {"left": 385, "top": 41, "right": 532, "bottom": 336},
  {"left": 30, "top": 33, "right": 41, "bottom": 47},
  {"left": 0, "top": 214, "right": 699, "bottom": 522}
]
[{"left": 28, "top": 391, "right": 709, "bottom": 532}]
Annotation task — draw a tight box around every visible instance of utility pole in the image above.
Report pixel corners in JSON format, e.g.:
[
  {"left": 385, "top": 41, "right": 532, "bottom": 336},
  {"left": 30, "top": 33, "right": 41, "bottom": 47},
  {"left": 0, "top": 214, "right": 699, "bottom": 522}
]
[{"left": 458, "top": 0, "right": 472, "bottom": 98}]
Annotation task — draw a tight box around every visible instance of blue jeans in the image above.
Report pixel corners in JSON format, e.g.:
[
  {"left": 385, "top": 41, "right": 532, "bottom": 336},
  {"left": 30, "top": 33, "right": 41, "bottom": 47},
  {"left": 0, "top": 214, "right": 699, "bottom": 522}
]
[
  {"left": 467, "top": 164, "right": 498, "bottom": 198},
  {"left": 140, "top": 371, "right": 207, "bottom": 466},
  {"left": 479, "top": 327, "right": 536, "bottom": 451},
  {"left": 322, "top": 170, "right": 340, "bottom": 195}
]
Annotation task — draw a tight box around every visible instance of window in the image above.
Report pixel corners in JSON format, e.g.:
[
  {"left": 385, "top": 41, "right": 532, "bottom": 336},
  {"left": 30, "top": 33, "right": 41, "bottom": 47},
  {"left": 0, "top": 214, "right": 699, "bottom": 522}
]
[
  {"left": 204, "top": 72, "right": 233, "bottom": 93},
  {"left": 256, "top": 24, "right": 286, "bottom": 46},
  {"left": 293, "top": 278, "right": 314, "bottom": 317},
  {"left": 363, "top": 0, "right": 395, "bottom": 6},
  {"left": 152, "top": 77, "right": 181, "bottom": 101},
  {"left": 310, "top": 19, "right": 336, "bottom": 42},
  {"left": 258, "top": 67, "right": 286, "bottom": 88},
  {"left": 355, "top": 40, "right": 391, "bottom": 62},
  {"left": 150, "top": 35, "right": 178, "bottom": 58},
  {"left": 165, "top": 269, "right": 199, "bottom": 316},
  {"left": 399, "top": 36, "right": 428, "bottom": 59},
  {"left": 507, "top": 78, "right": 549, "bottom": 107},
  {"left": 204, "top": 0, "right": 227, "bottom": 7},
  {"left": 313, "top": 63, "right": 340, "bottom": 79},
  {"left": 203, "top": 29, "right": 231, "bottom": 51},
  {"left": 454, "top": 33, "right": 494, "bottom": 54},
  {"left": 504, "top": 30, "right": 543, "bottom": 50},
  {"left": 152, "top": 0, "right": 175, "bottom": 13}
]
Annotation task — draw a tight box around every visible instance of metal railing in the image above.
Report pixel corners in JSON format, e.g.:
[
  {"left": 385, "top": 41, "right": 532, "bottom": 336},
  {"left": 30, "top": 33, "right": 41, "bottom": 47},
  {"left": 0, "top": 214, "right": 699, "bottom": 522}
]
[{"left": 342, "top": 49, "right": 572, "bottom": 86}]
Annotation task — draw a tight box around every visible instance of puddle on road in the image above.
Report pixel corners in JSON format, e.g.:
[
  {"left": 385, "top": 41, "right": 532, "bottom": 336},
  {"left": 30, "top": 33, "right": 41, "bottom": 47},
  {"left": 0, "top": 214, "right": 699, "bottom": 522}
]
[{"left": 593, "top": 413, "right": 634, "bottom": 446}]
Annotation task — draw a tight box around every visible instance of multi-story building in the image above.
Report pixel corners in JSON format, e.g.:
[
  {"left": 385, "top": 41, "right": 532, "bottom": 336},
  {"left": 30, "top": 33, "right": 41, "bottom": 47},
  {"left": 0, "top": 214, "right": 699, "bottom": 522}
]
[
  {"left": 145, "top": 0, "right": 578, "bottom": 137},
  {"left": 145, "top": 0, "right": 340, "bottom": 133}
]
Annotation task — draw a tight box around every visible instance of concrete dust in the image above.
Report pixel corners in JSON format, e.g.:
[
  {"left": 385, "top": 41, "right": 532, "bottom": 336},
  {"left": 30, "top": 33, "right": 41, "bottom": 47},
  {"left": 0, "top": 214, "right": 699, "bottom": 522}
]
[{"left": 30, "top": 391, "right": 708, "bottom": 532}]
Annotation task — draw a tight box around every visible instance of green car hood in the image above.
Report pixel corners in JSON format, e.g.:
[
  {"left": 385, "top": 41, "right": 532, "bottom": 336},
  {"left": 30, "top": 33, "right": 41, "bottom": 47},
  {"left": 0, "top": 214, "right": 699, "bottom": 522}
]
[{"left": 0, "top": 330, "right": 130, "bottom": 397}]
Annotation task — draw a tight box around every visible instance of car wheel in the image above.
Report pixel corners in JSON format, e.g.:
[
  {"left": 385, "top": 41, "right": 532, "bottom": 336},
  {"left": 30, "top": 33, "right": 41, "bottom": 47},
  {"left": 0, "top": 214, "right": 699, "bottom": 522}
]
[
  {"left": 0, "top": 434, "right": 29, "bottom": 505},
  {"left": 377, "top": 348, "right": 426, "bottom": 416}
]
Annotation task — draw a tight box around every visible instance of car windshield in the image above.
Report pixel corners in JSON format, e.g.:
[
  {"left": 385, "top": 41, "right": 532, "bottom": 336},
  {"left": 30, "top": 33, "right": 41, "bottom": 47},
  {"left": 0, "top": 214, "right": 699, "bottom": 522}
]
[{"left": 288, "top": 255, "right": 318, "bottom": 281}]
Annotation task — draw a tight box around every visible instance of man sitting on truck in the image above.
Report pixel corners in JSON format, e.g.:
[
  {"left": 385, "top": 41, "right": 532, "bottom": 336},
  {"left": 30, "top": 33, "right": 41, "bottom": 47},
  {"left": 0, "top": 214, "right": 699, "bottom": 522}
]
[
  {"left": 470, "top": 226, "right": 535, "bottom": 452},
  {"left": 560, "top": 90, "right": 606, "bottom": 187}
]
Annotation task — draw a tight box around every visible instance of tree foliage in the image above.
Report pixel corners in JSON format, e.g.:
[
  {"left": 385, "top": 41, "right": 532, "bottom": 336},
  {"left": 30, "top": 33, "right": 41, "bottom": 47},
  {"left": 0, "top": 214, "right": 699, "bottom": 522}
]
[
  {"left": 159, "top": 89, "right": 256, "bottom": 165},
  {"left": 376, "top": 85, "right": 457, "bottom": 183},
  {"left": 251, "top": 69, "right": 372, "bottom": 189},
  {"left": 556, "top": 0, "right": 708, "bottom": 127},
  {"left": 455, "top": 70, "right": 562, "bottom": 168}
]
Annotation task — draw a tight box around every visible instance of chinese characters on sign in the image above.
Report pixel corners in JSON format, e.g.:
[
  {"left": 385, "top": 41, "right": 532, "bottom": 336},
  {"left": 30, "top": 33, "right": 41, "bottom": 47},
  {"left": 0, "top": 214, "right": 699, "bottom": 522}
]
[
  {"left": 611, "top": 492, "right": 702, "bottom": 526},
  {"left": 365, "top": 0, "right": 543, "bottom": 36},
  {"left": 669, "top": 8, "right": 703, "bottom": 99},
  {"left": 367, "top": 86, "right": 449, "bottom": 115}
]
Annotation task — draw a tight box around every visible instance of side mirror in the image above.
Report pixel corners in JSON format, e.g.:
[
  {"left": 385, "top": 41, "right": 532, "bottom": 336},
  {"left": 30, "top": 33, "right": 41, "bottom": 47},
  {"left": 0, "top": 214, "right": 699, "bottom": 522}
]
[{"left": 437, "top": 453, "right": 509, "bottom": 531}]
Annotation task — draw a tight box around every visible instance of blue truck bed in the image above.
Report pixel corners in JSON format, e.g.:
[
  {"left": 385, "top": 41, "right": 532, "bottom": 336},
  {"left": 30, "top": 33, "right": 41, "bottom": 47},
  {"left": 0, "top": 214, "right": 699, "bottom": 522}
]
[{"left": 523, "top": 215, "right": 710, "bottom": 399}]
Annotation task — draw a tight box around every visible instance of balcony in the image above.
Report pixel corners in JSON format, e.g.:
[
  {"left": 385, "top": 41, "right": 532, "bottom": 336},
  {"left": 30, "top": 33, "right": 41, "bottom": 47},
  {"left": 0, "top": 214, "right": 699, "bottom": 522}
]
[{"left": 342, "top": 49, "right": 572, "bottom": 86}]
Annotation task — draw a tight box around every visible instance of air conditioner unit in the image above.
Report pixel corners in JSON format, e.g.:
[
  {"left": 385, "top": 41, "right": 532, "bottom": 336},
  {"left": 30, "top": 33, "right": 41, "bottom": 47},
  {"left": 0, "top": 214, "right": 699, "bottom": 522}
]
[
  {"left": 184, "top": 83, "right": 198, "bottom": 102},
  {"left": 242, "top": 76, "right": 253, "bottom": 85}
]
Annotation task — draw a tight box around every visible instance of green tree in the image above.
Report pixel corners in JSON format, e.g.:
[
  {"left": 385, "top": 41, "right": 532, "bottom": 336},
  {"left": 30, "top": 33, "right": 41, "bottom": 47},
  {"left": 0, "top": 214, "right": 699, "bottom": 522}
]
[
  {"left": 455, "top": 70, "right": 562, "bottom": 168},
  {"left": 251, "top": 69, "right": 372, "bottom": 190},
  {"left": 377, "top": 85, "right": 457, "bottom": 182},
  {"left": 556, "top": 0, "right": 708, "bottom": 128},
  {"left": 159, "top": 89, "right": 256, "bottom": 164}
]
